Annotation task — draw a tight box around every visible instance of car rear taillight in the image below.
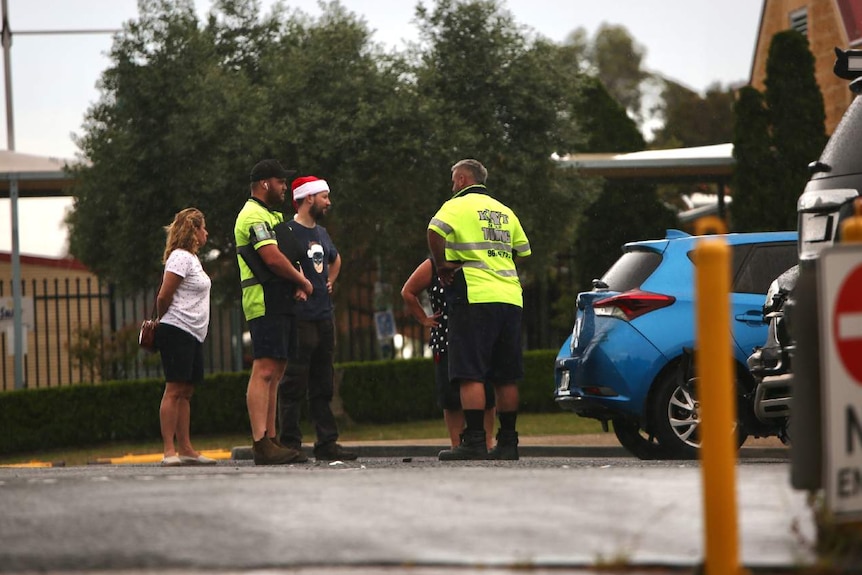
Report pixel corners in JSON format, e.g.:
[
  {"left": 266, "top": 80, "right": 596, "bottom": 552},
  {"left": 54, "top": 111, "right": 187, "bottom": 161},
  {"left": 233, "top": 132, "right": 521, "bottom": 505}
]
[{"left": 593, "top": 290, "right": 675, "bottom": 321}]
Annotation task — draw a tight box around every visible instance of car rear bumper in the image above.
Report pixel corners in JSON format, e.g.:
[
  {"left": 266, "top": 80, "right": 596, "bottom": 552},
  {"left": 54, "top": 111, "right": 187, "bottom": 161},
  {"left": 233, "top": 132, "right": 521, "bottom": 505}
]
[
  {"left": 555, "top": 393, "right": 621, "bottom": 420},
  {"left": 553, "top": 322, "right": 665, "bottom": 420}
]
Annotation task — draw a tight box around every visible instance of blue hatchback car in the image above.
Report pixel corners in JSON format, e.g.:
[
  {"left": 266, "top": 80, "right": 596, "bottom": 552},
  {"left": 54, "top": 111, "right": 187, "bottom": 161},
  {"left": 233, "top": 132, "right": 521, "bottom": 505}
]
[{"left": 553, "top": 230, "right": 798, "bottom": 459}]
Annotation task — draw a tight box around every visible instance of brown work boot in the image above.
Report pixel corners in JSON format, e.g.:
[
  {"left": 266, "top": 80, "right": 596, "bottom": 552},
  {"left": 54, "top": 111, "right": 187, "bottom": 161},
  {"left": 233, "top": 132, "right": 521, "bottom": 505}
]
[
  {"left": 313, "top": 442, "right": 358, "bottom": 461},
  {"left": 252, "top": 437, "right": 306, "bottom": 465},
  {"left": 271, "top": 437, "right": 308, "bottom": 462}
]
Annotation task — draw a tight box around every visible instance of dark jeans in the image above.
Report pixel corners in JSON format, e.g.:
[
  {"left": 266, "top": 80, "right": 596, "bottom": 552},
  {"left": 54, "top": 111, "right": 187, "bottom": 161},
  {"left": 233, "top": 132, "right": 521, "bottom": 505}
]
[{"left": 277, "top": 318, "right": 339, "bottom": 448}]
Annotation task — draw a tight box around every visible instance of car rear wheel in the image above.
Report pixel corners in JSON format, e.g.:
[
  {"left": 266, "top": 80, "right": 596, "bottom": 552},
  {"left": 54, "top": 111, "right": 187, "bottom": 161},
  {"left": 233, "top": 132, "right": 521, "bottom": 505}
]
[
  {"left": 651, "top": 365, "right": 748, "bottom": 460},
  {"left": 612, "top": 418, "right": 672, "bottom": 460}
]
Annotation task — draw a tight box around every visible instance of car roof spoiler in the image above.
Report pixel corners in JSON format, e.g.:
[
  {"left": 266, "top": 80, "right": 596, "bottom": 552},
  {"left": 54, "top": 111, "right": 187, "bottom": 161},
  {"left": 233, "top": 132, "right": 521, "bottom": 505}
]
[{"left": 665, "top": 229, "right": 690, "bottom": 240}]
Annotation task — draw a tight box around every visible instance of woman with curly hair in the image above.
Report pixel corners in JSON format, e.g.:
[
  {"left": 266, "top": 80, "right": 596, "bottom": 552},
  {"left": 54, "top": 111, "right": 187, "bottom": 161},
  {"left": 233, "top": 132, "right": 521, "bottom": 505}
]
[{"left": 154, "top": 207, "right": 216, "bottom": 466}]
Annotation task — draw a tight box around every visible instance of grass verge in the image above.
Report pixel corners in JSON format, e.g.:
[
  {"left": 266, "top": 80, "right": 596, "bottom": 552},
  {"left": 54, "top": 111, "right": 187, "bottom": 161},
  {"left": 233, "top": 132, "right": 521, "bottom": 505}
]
[{"left": 0, "top": 412, "right": 604, "bottom": 467}]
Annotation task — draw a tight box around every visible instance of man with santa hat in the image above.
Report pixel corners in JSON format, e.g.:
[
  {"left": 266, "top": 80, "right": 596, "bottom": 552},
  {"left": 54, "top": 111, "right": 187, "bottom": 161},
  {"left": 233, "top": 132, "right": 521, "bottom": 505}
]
[{"left": 275, "top": 175, "right": 358, "bottom": 462}]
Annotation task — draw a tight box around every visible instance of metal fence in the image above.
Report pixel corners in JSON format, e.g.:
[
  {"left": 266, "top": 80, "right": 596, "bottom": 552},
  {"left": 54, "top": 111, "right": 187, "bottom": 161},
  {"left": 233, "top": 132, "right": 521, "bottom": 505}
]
[
  {"left": 0, "top": 277, "right": 243, "bottom": 390},
  {"left": 1, "top": 259, "right": 575, "bottom": 391},
  {"left": 0, "top": 275, "right": 436, "bottom": 391}
]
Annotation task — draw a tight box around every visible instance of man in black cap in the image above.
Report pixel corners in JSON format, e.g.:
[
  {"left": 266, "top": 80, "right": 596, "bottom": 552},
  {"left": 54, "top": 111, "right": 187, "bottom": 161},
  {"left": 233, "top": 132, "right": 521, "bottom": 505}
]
[{"left": 234, "top": 159, "right": 314, "bottom": 465}]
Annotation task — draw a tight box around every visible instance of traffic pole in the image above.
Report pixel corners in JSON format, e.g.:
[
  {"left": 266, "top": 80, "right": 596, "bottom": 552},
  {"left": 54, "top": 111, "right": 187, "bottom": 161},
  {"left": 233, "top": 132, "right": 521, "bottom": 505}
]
[{"left": 695, "top": 236, "right": 744, "bottom": 575}]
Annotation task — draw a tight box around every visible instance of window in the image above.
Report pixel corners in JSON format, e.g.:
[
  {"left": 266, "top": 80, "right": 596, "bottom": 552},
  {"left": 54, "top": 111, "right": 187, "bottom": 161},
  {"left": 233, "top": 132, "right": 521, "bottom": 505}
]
[
  {"left": 732, "top": 243, "right": 798, "bottom": 295},
  {"left": 789, "top": 8, "right": 808, "bottom": 36},
  {"left": 600, "top": 249, "right": 662, "bottom": 292}
]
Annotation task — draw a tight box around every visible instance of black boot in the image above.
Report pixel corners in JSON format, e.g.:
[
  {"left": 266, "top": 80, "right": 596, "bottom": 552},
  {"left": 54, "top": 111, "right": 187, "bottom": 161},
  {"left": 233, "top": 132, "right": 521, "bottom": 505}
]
[
  {"left": 438, "top": 430, "right": 488, "bottom": 461},
  {"left": 488, "top": 430, "right": 519, "bottom": 460}
]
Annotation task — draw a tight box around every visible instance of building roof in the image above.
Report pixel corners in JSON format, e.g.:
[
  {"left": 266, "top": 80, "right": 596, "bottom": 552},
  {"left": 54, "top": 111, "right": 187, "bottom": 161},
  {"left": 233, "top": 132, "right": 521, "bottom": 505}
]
[
  {"left": 0, "top": 150, "right": 76, "bottom": 198},
  {"left": 0, "top": 251, "right": 88, "bottom": 270}
]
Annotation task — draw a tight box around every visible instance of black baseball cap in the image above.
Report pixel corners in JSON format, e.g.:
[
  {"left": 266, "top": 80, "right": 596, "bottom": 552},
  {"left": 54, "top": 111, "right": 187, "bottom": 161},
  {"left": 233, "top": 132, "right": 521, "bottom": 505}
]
[{"left": 249, "top": 159, "right": 296, "bottom": 182}]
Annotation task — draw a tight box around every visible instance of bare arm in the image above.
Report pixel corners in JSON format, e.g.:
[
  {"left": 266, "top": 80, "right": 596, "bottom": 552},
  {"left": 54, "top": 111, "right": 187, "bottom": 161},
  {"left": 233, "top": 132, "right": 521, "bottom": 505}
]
[
  {"left": 427, "top": 229, "right": 460, "bottom": 286},
  {"left": 401, "top": 259, "right": 441, "bottom": 328},
  {"left": 156, "top": 271, "right": 183, "bottom": 319},
  {"left": 327, "top": 253, "right": 342, "bottom": 294},
  {"left": 427, "top": 229, "right": 445, "bottom": 270},
  {"left": 258, "top": 243, "right": 313, "bottom": 295}
]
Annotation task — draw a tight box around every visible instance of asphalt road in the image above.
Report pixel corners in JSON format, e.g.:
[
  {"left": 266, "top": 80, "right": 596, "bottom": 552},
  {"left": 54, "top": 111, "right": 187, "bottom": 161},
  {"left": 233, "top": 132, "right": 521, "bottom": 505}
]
[{"left": 0, "top": 455, "right": 814, "bottom": 574}]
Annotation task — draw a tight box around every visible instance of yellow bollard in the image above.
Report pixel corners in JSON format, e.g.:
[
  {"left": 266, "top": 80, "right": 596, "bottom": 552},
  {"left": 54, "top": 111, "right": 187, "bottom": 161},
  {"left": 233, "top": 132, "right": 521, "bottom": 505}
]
[
  {"left": 694, "top": 215, "right": 728, "bottom": 236},
  {"left": 695, "top": 237, "right": 743, "bottom": 575},
  {"left": 841, "top": 197, "right": 862, "bottom": 242}
]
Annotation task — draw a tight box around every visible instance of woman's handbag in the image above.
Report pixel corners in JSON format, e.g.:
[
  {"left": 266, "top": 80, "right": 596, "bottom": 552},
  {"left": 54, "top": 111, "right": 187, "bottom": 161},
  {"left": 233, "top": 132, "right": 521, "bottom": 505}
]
[
  {"left": 138, "top": 317, "right": 157, "bottom": 353},
  {"left": 138, "top": 286, "right": 159, "bottom": 353}
]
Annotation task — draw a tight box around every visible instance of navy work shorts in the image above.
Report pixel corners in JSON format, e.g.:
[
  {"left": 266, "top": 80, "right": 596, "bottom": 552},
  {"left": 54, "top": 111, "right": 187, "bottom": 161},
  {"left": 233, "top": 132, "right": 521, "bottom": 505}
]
[
  {"left": 248, "top": 314, "right": 295, "bottom": 360},
  {"left": 447, "top": 302, "right": 524, "bottom": 384}
]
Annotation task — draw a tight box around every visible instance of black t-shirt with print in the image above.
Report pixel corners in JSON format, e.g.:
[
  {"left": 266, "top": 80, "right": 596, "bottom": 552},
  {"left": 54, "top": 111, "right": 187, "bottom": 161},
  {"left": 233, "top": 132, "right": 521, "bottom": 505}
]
[{"left": 271, "top": 221, "right": 305, "bottom": 315}]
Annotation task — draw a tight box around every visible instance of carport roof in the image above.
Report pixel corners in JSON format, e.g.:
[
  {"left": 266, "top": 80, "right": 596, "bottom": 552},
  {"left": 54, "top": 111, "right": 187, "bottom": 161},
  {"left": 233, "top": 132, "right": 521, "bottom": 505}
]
[
  {"left": 0, "top": 150, "right": 76, "bottom": 198},
  {"left": 556, "top": 143, "right": 734, "bottom": 182}
]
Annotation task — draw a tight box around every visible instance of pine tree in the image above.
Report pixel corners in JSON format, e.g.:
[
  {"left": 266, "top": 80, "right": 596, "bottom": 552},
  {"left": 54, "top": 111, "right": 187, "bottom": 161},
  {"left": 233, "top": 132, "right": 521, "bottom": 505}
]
[
  {"left": 732, "top": 30, "right": 827, "bottom": 232},
  {"left": 732, "top": 86, "right": 775, "bottom": 232}
]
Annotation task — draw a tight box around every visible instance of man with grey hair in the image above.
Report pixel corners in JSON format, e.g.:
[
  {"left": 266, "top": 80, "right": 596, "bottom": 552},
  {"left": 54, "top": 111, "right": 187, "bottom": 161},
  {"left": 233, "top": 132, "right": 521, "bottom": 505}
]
[{"left": 427, "top": 158, "right": 532, "bottom": 460}]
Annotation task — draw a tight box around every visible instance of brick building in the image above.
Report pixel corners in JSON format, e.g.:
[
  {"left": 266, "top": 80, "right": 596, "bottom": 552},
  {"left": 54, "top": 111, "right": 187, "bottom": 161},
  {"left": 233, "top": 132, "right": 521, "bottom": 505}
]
[{"left": 751, "top": 0, "right": 862, "bottom": 134}]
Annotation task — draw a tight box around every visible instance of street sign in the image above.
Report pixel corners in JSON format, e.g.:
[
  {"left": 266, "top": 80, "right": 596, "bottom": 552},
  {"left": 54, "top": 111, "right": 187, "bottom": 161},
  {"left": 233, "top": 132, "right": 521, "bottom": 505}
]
[
  {"left": 835, "top": 265, "right": 862, "bottom": 384},
  {"left": 819, "top": 245, "right": 862, "bottom": 520},
  {"left": 0, "top": 296, "right": 33, "bottom": 356}
]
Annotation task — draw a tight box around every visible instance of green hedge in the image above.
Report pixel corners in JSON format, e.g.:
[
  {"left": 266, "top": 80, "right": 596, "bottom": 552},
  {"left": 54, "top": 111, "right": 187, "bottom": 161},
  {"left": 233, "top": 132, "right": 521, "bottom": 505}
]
[
  {"left": 0, "top": 374, "right": 251, "bottom": 456},
  {"left": 0, "top": 350, "right": 558, "bottom": 455},
  {"left": 339, "top": 358, "right": 439, "bottom": 423},
  {"left": 339, "top": 349, "right": 558, "bottom": 423}
]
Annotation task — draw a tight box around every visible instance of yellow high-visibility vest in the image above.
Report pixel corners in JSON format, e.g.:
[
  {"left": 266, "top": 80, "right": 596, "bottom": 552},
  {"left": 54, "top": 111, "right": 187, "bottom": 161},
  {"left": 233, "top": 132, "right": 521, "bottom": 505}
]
[
  {"left": 428, "top": 185, "right": 531, "bottom": 306},
  {"left": 234, "top": 197, "right": 284, "bottom": 320}
]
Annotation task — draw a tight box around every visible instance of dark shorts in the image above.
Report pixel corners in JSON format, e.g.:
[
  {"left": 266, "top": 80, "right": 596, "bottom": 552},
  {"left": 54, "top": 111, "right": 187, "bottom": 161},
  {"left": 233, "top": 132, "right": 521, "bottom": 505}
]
[
  {"left": 155, "top": 322, "right": 204, "bottom": 384},
  {"left": 248, "top": 314, "right": 295, "bottom": 360},
  {"left": 447, "top": 302, "right": 524, "bottom": 384},
  {"left": 435, "top": 352, "right": 495, "bottom": 411}
]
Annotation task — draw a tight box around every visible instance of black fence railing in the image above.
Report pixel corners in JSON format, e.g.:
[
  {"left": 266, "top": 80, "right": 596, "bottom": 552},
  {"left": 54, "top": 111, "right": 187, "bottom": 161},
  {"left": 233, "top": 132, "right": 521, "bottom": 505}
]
[
  {"left": 0, "top": 277, "right": 244, "bottom": 391},
  {"left": 1, "top": 256, "right": 576, "bottom": 391}
]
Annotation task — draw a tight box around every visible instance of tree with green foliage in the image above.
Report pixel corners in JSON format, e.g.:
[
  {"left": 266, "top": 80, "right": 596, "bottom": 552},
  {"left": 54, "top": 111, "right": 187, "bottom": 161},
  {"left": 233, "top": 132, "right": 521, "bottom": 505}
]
[
  {"left": 765, "top": 30, "right": 827, "bottom": 230},
  {"left": 732, "top": 86, "right": 776, "bottom": 232},
  {"left": 563, "top": 23, "right": 651, "bottom": 124},
  {"left": 568, "top": 76, "right": 675, "bottom": 295},
  {"left": 253, "top": 1, "right": 432, "bottom": 287},
  {"left": 652, "top": 80, "right": 736, "bottom": 148},
  {"left": 410, "top": 0, "right": 591, "bottom": 275},
  {"left": 590, "top": 24, "right": 651, "bottom": 123},
  {"left": 68, "top": 0, "right": 423, "bottom": 295},
  {"left": 732, "top": 29, "right": 826, "bottom": 232},
  {"left": 68, "top": 0, "right": 274, "bottom": 293},
  {"left": 406, "top": 0, "right": 599, "bottom": 347}
]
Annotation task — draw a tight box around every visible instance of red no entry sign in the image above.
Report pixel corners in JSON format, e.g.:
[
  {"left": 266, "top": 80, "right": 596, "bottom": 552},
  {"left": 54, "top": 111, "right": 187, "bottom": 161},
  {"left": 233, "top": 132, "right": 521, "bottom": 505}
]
[
  {"left": 820, "top": 246, "right": 862, "bottom": 520},
  {"left": 834, "top": 263, "right": 862, "bottom": 385}
]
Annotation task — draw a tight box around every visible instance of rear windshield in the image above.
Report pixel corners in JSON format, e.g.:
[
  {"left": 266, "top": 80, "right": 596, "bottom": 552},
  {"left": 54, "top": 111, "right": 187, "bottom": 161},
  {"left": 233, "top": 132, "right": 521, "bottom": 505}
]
[{"left": 600, "top": 249, "right": 662, "bottom": 292}]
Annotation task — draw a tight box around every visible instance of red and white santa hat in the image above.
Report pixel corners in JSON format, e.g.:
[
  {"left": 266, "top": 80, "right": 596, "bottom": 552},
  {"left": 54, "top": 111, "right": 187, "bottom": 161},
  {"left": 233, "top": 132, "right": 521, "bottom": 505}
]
[{"left": 291, "top": 176, "right": 329, "bottom": 201}]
